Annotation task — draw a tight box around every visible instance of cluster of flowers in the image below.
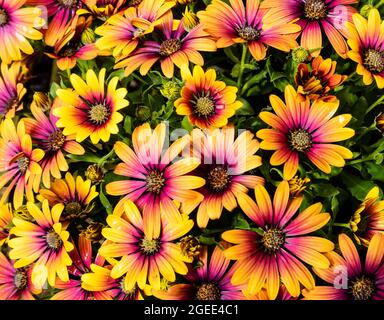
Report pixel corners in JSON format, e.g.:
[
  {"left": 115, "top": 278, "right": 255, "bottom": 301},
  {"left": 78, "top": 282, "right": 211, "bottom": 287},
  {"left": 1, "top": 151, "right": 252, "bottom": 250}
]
[{"left": 0, "top": 0, "right": 384, "bottom": 301}]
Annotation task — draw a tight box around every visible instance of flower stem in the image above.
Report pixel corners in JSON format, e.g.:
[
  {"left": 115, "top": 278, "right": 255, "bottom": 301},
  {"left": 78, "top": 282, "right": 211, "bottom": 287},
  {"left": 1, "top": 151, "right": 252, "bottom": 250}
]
[
  {"left": 237, "top": 44, "right": 247, "bottom": 88},
  {"left": 98, "top": 149, "right": 115, "bottom": 166},
  {"left": 365, "top": 94, "right": 384, "bottom": 115},
  {"left": 332, "top": 222, "right": 351, "bottom": 229}
]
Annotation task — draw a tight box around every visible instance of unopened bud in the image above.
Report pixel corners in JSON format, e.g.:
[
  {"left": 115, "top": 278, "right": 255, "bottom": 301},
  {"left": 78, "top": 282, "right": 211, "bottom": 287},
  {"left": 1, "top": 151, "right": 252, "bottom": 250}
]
[{"left": 292, "top": 47, "right": 309, "bottom": 63}]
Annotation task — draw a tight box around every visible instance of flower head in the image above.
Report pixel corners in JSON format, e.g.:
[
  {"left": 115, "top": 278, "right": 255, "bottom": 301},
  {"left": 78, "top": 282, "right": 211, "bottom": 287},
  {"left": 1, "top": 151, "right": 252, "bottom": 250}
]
[
  {"left": 80, "top": 0, "right": 127, "bottom": 19},
  {"left": 0, "top": 204, "right": 13, "bottom": 246}
]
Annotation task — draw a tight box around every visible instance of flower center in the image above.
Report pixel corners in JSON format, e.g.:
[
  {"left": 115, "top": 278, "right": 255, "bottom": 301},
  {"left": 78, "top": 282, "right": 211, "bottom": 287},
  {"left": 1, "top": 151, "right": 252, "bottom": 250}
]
[
  {"left": 207, "top": 166, "right": 231, "bottom": 192},
  {"left": 133, "top": 28, "right": 145, "bottom": 38},
  {"left": 65, "top": 201, "right": 82, "bottom": 218},
  {"left": 195, "top": 282, "right": 221, "bottom": 300},
  {"left": 88, "top": 103, "right": 110, "bottom": 124},
  {"left": 194, "top": 96, "right": 215, "bottom": 117},
  {"left": 17, "top": 156, "right": 30, "bottom": 174},
  {"left": 237, "top": 26, "right": 260, "bottom": 41},
  {"left": 14, "top": 268, "right": 28, "bottom": 291},
  {"left": 62, "top": 47, "right": 78, "bottom": 57},
  {"left": 159, "top": 39, "right": 181, "bottom": 56},
  {"left": 128, "top": 0, "right": 143, "bottom": 6},
  {"left": 120, "top": 280, "right": 138, "bottom": 298},
  {"left": 146, "top": 170, "right": 165, "bottom": 194},
  {"left": 45, "top": 229, "right": 63, "bottom": 250},
  {"left": 0, "top": 8, "right": 9, "bottom": 26},
  {"left": 351, "top": 276, "right": 375, "bottom": 300},
  {"left": 303, "top": 0, "right": 327, "bottom": 20},
  {"left": 47, "top": 130, "right": 66, "bottom": 151},
  {"left": 288, "top": 129, "right": 312, "bottom": 152},
  {"left": 364, "top": 49, "right": 384, "bottom": 74},
  {"left": 140, "top": 238, "right": 160, "bottom": 255},
  {"left": 179, "top": 235, "right": 201, "bottom": 260},
  {"left": 262, "top": 227, "right": 285, "bottom": 252},
  {"left": 58, "top": 0, "right": 77, "bottom": 8}
]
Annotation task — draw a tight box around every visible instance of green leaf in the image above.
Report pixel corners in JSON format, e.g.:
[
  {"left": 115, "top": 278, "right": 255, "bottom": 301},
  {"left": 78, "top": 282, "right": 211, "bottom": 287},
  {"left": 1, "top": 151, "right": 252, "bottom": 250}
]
[
  {"left": 99, "top": 184, "right": 113, "bottom": 214},
  {"left": 366, "top": 162, "right": 384, "bottom": 182},
  {"left": 124, "top": 115, "right": 132, "bottom": 134},
  {"left": 49, "top": 82, "right": 61, "bottom": 99},
  {"left": 233, "top": 213, "right": 250, "bottom": 229},
  {"left": 181, "top": 116, "right": 193, "bottom": 132},
  {"left": 341, "top": 172, "right": 375, "bottom": 201},
  {"left": 67, "top": 153, "right": 100, "bottom": 163},
  {"left": 198, "top": 235, "right": 217, "bottom": 245},
  {"left": 235, "top": 98, "right": 254, "bottom": 115},
  {"left": 309, "top": 184, "right": 340, "bottom": 198}
]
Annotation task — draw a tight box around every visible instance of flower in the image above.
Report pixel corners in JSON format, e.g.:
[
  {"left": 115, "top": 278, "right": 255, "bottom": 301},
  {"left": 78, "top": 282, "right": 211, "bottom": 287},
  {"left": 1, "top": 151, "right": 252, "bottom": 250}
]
[
  {"left": 222, "top": 180, "right": 334, "bottom": 298},
  {"left": 178, "top": 235, "right": 201, "bottom": 262},
  {"left": 85, "top": 164, "right": 104, "bottom": 184},
  {"left": 349, "top": 186, "right": 384, "bottom": 247},
  {"left": 303, "top": 233, "right": 384, "bottom": 300},
  {"left": 0, "top": 204, "right": 13, "bottom": 246},
  {"left": 106, "top": 122, "right": 204, "bottom": 238},
  {"left": 191, "top": 127, "right": 264, "bottom": 228},
  {"left": 182, "top": 7, "right": 198, "bottom": 31},
  {"left": 24, "top": 98, "right": 85, "bottom": 188},
  {"left": 0, "top": 0, "right": 44, "bottom": 64},
  {"left": 54, "top": 68, "right": 129, "bottom": 144},
  {"left": 288, "top": 176, "right": 310, "bottom": 197},
  {"left": 291, "top": 47, "right": 310, "bottom": 63},
  {"left": 79, "top": 0, "right": 126, "bottom": 19},
  {"left": 95, "top": 0, "right": 175, "bottom": 59},
  {"left": 295, "top": 56, "right": 347, "bottom": 101},
  {"left": 8, "top": 200, "right": 74, "bottom": 287},
  {"left": 175, "top": 65, "right": 242, "bottom": 129},
  {"left": 153, "top": 243, "right": 246, "bottom": 300},
  {"left": 31, "top": 92, "right": 51, "bottom": 112},
  {"left": 99, "top": 200, "right": 193, "bottom": 291},
  {"left": 0, "top": 252, "right": 41, "bottom": 300},
  {"left": 0, "top": 119, "right": 44, "bottom": 209},
  {"left": 197, "top": 0, "right": 300, "bottom": 61},
  {"left": 81, "top": 221, "right": 104, "bottom": 242},
  {"left": 245, "top": 284, "right": 294, "bottom": 300},
  {"left": 37, "top": 172, "right": 98, "bottom": 222},
  {"left": 262, "top": 0, "right": 357, "bottom": 58},
  {"left": 377, "top": 112, "right": 384, "bottom": 134},
  {"left": 345, "top": 9, "right": 384, "bottom": 88},
  {"left": 0, "top": 62, "right": 26, "bottom": 118},
  {"left": 257, "top": 85, "right": 354, "bottom": 180},
  {"left": 115, "top": 12, "right": 216, "bottom": 78}
]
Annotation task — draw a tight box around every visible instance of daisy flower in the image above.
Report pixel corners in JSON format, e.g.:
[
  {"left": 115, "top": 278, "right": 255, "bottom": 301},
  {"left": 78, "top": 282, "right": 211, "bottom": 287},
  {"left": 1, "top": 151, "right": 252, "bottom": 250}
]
[
  {"left": 106, "top": 122, "right": 204, "bottom": 238},
  {"left": 222, "top": 180, "right": 334, "bottom": 298},
  {"left": 153, "top": 243, "right": 246, "bottom": 300},
  {"left": 0, "top": 0, "right": 44, "bottom": 64},
  {"left": 262, "top": 0, "right": 357, "bottom": 57},
  {"left": 303, "top": 233, "right": 384, "bottom": 300},
  {"left": 345, "top": 9, "right": 384, "bottom": 88},
  {"left": 115, "top": 12, "right": 217, "bottom": 78},
  {"left": 0, "top": 62, "right": 26, "bottom": 118},
  {"left": 175, "top": 65, "right": 242, "bottom": 129},
  {"left": 54, "top": 68, "right": 129, "bottom": 144},
  {"left": 190, "top": 127, "right": 264, "bottom": 228},
  {"left": 257, "top": 85, "right": 354, "bottom": 180},
  {"left": 245, "top": 284, "right": 294, "bottom": 300},
  {"left": 95, "top": 0, "right": 175, "bottom": 59},
  {"left": 24, "top": 98, "right": 85, "bottom": 188},
  {"left": 8, "top": 200, "right": 74, "bottom": 287},
  {"left": 0, "top": 203, "right": 13, "bottom": 246},
  {"left": 79, "top": 0, "right": 126, "bottom": 19},
  {"left": 0, "top": 119, "right": 44, "bottom": 209},
  {"left": 99, "top": 200, "right": 193, "bottom": 291},
  {"left": 349, "top": 186, "right": 384, "bottom": 247},
  {"left": 0, "top": 252, "right": 41, "bottom": 300},
  {"left": 37, "top": 172, "right": 98, "bottom": 222},
  {"left": 197, "top": 0, "right": 300, "bottom": 61},
  {"left": 295, "top": 56, "right": 347, "bottom": 101}
]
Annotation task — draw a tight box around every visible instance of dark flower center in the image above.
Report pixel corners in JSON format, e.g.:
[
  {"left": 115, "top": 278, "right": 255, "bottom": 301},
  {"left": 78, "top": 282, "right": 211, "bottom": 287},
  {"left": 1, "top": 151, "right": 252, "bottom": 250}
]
[
  {"left": 262, "top": 227, "right": 285, "bottom": 252},
  {"left": 45, "top": 229, "right": 63, "bottom": 250},
  {"left": 179, "top": 235, "right": 201, "bottom": 259},
  {"left": 128, "top": 0, "right": 143, "bottom": 6},
  {"left": 207, "top": 166, "right": 231, "bottom": 192},
  {"left": 146, "top": 170, "right": 165, "bottom": 194},
  {"left": 64, "top": 201, "right": 82, "bottom": 218},
  {"left": 196, "top": 282, "right": 221, "bottom": 300},
  {"left": 47, "top": 130, "right": 66, "bottom": 151},
  {"left": 194, "top": 96, "right": 215, "bottom": 116},
  {"left": 62, "top": 47, "right": 78, "bottom": 57},
  {"left": 0, "top": 8, "right": 9, "bottom": 26},
  {"left": 17, "top": 156, "right": 30, "bottom": 174},
  {"left": 4, "top": 96, "right": 19, "bottom": 114},
  {"left": 58, "top": 0, "right": 77, "bottom": 8},
  {"left": 14, "top": 268, "right": 28, "bottom": 291},
  {"left": 364, "top": 49, "right": 384, "bottom": 74},
  {"left": 237, "top": 26, "right": 260, "bottom": 41},
  {"left": 303, "top": 0, "right": 327, "bottom": 20},
  {"left": 159, "top": 39, "right": 181, "bottom": 56},
  {"left": 88, "top": 103, "right": 110, "bottom": 124},
  {"left": 288, "top": 129, "right": 312, "bottom": 152},
  {"left": 351, "top": 276, "right": 375, "bottom": 300},
  {"left": 140, "top": 238, "right": 160, "bottom": 255}
]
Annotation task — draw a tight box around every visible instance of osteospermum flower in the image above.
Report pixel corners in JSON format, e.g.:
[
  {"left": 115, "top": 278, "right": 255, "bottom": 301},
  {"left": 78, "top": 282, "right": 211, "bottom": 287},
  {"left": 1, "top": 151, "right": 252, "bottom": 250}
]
[
  {"left": 99, "top": 201, "right": 193, "bottom": 291},
  {"left": 115, "top": 12, "right": 216, "bottom": 78},
  {"left": 106, "top": 123, "right": 204, "bottom": 238},
  {"left": 0, "top": 62, "right": 26, "bottom": 118},
  {"left": 0, "top": 119, "right": 44, "bottom": 209},
  {"left": 38, "top": 172, "right": 98, "bottom": 222},
  {"left": 0, "top": 203, "right": 13, "bottom": 246},
  {"left": 303, "top": 233, "right": 384, "bottom": 300},
  {"left": 190, "top": 127, "right": 264, "bottom": 228},
  {"left": 95, "top": 0, "right": 174, "bottom": 59},
  {"left": 262, "top": 0, "right": 357, "bottom": 57},
  {"left": 257, "top": 85, "right": 354, "bottom": 180},
  {"left": 0, "top": 252, "right": 41, "bottom": 300},
  {"left": 345, "top": 9, "right": 384, "bottom": 88},
  {"left": 8, "top": 201, "right": 74, "bottom": 287},
  {"left": 24, "top": 98, "right": 85, "bottom": 188},
  {"left": 295, "top": 56, "right": 347, "bottom": 101},
  {"left": 175, "top": 65, "right": 242, "bottom": 129},
  {"left": 349, "top": 187, "right": 384, "bottom": 247},
  {"left": 153, "top": 243, "right": 246, "bottom": 300},
  {"left": 0, "top": 0, "right": 44, "bottom": 64},
  {"left": 54, "top": 68, "right": 129, "bottom": 144},
  {"left": 222, "top": 180, "right": 334, "bottom": 298},
  {"left": 245, "top": 284, "right": 294, "bottom": 300},
  {"left": 79, "top": 0, "right": 126, "bottom": 19},
  {"left": 197, "top": 0, "right": 300, "bottom": 61}
]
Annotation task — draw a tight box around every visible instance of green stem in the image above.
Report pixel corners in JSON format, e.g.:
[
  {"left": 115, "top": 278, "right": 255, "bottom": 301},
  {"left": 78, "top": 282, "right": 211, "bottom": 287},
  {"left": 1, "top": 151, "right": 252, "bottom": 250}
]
[
  {"left": 365, "top": 95, "right": 384, "bottom": 115},
  {"left": 237, "top": 44, "right": 247, "bottom": 88},
  {"left": 132, "top": 73, "right": 149, "bottom": 85},
  {"left": 66, "top": 68, "right": 71, "bottom": 81},
  {"left": 332, "top": 223, "right": 351, "bottom": 229},
  {"left": 348, "top": 156, "right": 374, "bottom": 165},
  {"left": 98, "top": 149, "right": 115, "bottom": 166},
  {"left": 50, "top": 61, "right": 58, "bottom": 86}
]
